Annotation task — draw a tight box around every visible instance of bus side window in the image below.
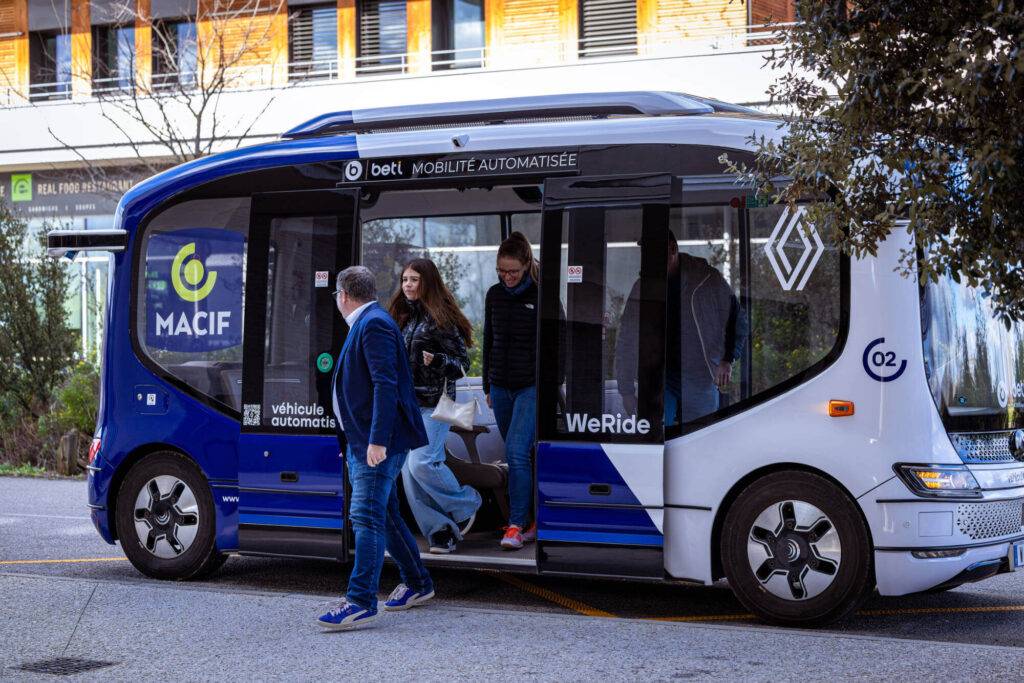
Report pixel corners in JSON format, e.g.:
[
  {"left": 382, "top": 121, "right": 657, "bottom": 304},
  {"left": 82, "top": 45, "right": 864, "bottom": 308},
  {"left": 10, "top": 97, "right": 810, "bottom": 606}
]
[
  {"left": 136, "top": 198, "right": 249, "bottom": 412},
  {"left": 360, "top": 212, "right": 506, "bottom": 377},
  {"left": 668, "top": 204, "right": 843, "bottom": 433}
]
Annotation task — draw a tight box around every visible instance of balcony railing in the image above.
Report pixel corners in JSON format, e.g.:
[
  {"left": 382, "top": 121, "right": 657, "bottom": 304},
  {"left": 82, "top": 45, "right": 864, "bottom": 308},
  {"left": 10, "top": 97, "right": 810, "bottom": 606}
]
[
  {"left": 14, "top": 23, "right": 792, "bottom": 103},
  {"left": 28, "top": 80, "right": 72, "bottom": 102}
]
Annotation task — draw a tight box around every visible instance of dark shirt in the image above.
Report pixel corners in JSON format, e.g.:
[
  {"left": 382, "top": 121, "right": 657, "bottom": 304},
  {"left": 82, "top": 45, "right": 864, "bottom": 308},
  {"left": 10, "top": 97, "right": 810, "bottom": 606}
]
[{"left": 482, "top": 279, "right": 538, "bottom": 394}]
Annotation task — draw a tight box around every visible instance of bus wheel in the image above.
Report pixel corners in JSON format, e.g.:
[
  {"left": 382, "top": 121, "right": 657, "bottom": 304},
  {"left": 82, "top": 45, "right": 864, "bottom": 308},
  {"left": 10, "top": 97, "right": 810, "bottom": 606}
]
[
  {"left": 115, "top": 452, "right": 221, "bottom": 581},
  {"left": 721, "top": 471, "right": 872, "bottom": 626}
]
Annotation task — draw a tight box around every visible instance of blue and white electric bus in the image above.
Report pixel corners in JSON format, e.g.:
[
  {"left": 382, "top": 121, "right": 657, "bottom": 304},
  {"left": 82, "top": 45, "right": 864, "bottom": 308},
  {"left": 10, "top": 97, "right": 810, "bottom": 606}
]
[{"left": 50, "top": 92, "right": 1024, "bottom": 626}]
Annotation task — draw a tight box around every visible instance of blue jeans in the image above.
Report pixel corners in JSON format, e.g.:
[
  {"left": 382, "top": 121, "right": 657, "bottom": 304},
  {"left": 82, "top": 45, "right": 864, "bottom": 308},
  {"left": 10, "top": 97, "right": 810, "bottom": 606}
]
[
  {"left": 346, "top": 446, "right": 432, "bottom": 611},
  {"left": 490, "top": 384, "right": 535, "bottom": 528},
  {"left": 403, "top": 408, "right": 482, "bottom": 539}
]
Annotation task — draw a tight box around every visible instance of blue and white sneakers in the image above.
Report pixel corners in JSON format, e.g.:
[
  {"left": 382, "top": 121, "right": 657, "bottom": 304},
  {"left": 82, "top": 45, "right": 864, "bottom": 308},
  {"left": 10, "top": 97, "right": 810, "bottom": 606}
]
[
  {"left": 315, "top": 598, "right": 379, "bottom": 630},
  {"left": 383, "top": 584, "right": 435, "bottom": 611}
]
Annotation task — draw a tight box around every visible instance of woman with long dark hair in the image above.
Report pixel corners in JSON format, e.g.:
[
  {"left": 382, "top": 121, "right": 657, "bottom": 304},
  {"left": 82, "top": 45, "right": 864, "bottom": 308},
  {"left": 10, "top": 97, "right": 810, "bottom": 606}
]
[
  {"left": 483, "top": 231, "right": 539, "bottom": 550},
  {"left": 388, "top": 258, "right": 481, "bottom": 554}
]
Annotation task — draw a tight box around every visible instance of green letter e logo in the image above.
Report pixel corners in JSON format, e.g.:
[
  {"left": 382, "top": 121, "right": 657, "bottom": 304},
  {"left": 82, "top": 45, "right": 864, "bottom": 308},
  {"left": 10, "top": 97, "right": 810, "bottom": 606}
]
[{"left": 171, "top": 242, "right": 217, "bottom": 302}]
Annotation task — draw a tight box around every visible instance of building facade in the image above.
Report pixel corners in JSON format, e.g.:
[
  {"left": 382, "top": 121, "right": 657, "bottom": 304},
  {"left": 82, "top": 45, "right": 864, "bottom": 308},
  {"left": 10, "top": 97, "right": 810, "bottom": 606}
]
[{"left": 0, "top": 0, "right": 795, "bottom": 353}]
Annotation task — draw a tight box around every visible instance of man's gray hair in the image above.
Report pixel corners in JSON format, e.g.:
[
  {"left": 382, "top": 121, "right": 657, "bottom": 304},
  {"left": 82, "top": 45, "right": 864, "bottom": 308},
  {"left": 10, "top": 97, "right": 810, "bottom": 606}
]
[{"left": 336, "top": 266, "right": 377, "bottom": 304}]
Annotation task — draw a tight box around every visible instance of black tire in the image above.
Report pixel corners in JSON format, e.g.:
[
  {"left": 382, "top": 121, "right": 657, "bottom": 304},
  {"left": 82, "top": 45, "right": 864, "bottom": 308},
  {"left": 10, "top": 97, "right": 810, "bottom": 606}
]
[
  {"left": 720, "top": 471, "right": 873, "bottom": 626},
  {"left": 115, "top": 451, "right": 220, "bottom": 581}
]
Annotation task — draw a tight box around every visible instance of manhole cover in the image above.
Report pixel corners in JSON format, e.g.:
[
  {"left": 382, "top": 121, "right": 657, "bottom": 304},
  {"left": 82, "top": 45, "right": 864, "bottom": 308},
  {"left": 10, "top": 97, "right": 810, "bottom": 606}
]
[{"left": 17, "top": 657, "right": 117, "bottom": 676}]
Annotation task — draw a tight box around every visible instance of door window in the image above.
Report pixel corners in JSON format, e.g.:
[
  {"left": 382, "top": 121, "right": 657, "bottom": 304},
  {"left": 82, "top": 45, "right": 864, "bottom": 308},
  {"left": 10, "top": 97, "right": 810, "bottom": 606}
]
[
  {"left": 245, "top": 214, "right": 350, "bottom": 433},
  {"left": 541, "top": 205, "right": 666, "bottom": 443}
]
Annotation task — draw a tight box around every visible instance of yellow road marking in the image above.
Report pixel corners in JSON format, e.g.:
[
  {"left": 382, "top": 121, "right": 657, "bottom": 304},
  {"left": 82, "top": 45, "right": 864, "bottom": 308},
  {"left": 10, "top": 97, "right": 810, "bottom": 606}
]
[
  {"left": 486, "top": 572, "right": 616, "bottom": 618},
  {"left": 651, "top": 613, "right": 753, "bottom": 623},
  {"left": 0, "top": 557, "right": 128, "bottom": 566},
  {"left": 859, "top": 603, "right": 1024, "bottom": 617}
]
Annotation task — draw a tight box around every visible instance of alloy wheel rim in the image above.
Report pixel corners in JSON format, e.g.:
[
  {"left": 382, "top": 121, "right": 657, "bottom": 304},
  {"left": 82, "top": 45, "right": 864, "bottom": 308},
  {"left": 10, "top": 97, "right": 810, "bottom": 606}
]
[
  {"left": 133, "top": 475, "right": 200, "bottom": 559},
  {"left": 745, "top": 499, "right": 841, "bottom": 601}
]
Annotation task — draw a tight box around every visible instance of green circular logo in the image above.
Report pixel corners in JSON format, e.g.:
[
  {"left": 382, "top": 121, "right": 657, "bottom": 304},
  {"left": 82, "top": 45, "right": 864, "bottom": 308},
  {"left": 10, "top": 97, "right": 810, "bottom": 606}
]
[{"left": 316, "top": 353, "right": 334, "bottom": 373}]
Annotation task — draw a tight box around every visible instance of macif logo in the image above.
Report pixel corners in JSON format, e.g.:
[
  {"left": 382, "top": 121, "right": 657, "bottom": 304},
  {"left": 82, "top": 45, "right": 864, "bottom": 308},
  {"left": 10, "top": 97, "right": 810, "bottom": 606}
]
[
  {"left": 156, "top": 242, "right": 231, "bottom": 338},
  {"left": 171, "top": 242, "right": 217, "bottom": 302}
]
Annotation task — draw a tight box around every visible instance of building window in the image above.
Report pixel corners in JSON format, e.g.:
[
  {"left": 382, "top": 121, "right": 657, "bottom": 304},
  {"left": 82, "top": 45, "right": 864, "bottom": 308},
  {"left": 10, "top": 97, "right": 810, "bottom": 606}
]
[
  {"left": 357, "top": 0, "right": 407, "bottom": 75},
  {"left": 578, "top": 0, "right": 637, "bottom": 58},
  {"left": 92, "top": 25, "right": 136, "bottom": 93},
  {"left": 431, "top": 0, "right": 484, "bottom": 70},
  {"left": 152, "top": 20, "right": 198, "bottom": 90},
  {"left": 29, "top": 31, "right": 72, "bottom": 101},
  {"left": 289, "top": 4, "right": 338, "bottom": 82}
]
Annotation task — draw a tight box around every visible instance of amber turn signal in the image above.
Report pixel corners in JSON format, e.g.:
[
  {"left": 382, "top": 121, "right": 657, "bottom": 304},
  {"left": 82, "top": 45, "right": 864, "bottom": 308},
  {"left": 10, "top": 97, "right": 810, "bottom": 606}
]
[{"left": 828, "top": 400, "right": 855, "bottom": 417}]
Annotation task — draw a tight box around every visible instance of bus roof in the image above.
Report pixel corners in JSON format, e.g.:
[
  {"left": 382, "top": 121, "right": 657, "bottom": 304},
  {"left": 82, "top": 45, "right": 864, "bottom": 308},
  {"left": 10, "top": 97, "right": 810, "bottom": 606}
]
[{"left": 117, "top": 92, "right": 781, "bottom": 230}]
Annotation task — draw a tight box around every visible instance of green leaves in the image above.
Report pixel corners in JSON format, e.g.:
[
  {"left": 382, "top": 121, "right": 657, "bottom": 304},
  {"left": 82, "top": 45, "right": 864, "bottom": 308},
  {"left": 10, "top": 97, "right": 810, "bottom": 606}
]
[
  {"left": 739, "top": 1, "right": 1024, "bottom": 320},
  {"left": 0, "top": 201, "right": 76, "bottom": 420}
]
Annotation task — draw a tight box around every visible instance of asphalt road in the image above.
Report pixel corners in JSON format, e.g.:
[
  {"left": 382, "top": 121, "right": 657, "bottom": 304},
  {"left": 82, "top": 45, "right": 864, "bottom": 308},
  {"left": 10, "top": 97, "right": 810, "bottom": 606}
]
[{"left": 3, "top": 476, "right": 1024, "bottom": 680}]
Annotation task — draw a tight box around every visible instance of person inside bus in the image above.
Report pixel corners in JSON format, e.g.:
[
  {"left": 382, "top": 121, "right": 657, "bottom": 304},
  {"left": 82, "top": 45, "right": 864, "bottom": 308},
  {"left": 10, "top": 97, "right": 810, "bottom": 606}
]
[
  {"left": 484, "top": 231, "right": 539, "bottom": 551},
  {"left": 615, "top": 230, "right": 744, "bottom": 427},
  {"left": 388, "top": 258, "right": 482, "bottom": 555}
]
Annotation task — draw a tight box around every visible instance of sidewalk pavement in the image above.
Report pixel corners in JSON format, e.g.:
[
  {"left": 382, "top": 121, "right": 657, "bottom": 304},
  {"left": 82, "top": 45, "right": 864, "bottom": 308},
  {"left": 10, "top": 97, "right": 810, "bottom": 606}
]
[{"left": 2, "top": 572, "right": 1022, "bottom": 681}]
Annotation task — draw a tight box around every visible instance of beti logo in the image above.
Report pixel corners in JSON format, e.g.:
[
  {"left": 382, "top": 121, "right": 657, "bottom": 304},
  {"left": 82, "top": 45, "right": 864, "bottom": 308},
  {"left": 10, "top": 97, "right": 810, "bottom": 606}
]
[
  {"left": 344, "top": 160, "right": 363, "bottom": 181},
  {"left": 171, "top": 242, "right": 217, "bottom": 302}
]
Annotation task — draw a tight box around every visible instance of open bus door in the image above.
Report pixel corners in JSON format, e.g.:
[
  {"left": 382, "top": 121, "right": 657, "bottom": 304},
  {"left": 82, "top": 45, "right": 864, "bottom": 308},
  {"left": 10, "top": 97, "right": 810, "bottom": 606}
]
[
  {"left": 535, "top": 174, "right": 673, "bottom": 578},
  {"left": 237, "top": 189, "right": 359, "bottom": 560}
]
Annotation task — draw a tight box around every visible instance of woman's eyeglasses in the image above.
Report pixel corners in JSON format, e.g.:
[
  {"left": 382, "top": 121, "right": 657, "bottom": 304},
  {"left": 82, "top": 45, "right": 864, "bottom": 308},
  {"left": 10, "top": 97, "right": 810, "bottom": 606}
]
[{"left": 496, "top": 267, "right": 525, "bottom": 277}]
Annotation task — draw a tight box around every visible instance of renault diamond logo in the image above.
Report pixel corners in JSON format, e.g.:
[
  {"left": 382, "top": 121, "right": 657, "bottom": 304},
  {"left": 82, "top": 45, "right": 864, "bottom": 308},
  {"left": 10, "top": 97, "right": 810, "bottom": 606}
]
[
  {"left": 344, "top": 160, "right": 363, "bottom": 182},
  {"left": 764, "top": 206, "right": 825, "bottom": 291},
  {"left": 171, "top": 242, "right": 217, "bottom": 302}
]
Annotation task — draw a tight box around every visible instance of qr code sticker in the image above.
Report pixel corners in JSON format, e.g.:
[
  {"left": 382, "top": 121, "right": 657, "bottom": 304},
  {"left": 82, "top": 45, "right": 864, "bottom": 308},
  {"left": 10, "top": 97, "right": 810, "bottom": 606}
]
[{"left": 243, "top": 403, "right": 261, "bottom": 426}]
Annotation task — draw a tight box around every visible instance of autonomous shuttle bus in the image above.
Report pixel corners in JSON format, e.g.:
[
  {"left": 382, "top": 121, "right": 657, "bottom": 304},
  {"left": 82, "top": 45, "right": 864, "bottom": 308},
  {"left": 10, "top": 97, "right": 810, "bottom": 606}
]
[{"left": 50, "top": 92, "right": 1024, "bottom": 626}]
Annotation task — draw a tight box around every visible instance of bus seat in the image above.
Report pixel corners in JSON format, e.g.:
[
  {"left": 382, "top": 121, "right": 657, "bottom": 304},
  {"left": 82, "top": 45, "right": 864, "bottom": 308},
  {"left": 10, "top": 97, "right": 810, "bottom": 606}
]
[{"left": 446, "top": 424, "right": 510, "bottom": 521}]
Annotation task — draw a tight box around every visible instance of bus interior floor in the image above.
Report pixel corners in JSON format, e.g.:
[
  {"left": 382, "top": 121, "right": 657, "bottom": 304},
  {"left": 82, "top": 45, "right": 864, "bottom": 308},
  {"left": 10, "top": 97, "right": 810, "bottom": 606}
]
[{"left": 412, "top": 531, "right": 536, "bottom": 567}]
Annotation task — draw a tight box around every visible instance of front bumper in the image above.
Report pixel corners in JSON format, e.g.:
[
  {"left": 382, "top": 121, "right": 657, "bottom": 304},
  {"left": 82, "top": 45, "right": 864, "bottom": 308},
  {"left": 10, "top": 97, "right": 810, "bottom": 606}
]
[
  {"left": 864, "top": 477, "right": 1024, "bottom": 595},
  {"left": 875, "top": 538, "right": 1019, "bottom": 595}
]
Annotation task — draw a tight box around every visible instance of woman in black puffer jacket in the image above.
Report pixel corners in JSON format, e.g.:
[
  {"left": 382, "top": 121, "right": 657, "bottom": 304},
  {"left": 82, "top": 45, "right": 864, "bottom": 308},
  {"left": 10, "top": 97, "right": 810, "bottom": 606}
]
[{"left": 388, "top": 258, "right": 481, "bottom": 555}]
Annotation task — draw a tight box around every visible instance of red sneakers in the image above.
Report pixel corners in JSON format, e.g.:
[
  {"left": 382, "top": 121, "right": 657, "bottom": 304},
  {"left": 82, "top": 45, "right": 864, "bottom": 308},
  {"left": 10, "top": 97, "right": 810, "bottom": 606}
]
[{"left": 500, "top": 525, "right": 524, "bottom": 550}]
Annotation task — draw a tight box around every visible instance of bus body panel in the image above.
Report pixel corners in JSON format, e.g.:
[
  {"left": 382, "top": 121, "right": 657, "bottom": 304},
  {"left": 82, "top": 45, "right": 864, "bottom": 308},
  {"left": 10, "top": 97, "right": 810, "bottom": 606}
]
[{"left": 663, "top": 227, "right": 962, "bottom": 584}]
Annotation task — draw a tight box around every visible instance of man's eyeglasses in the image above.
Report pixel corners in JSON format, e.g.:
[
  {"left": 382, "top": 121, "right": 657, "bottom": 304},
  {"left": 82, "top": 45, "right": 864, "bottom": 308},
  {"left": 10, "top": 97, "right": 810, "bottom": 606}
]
[{"left": 332, "top": 289, "right": 344, "bottom": 298}]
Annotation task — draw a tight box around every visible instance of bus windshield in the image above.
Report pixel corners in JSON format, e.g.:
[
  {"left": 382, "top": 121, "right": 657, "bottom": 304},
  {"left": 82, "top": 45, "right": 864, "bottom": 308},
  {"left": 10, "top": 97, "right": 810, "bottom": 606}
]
[{"left": 921, "top": 275, "right": 1024, "bottom": 431}]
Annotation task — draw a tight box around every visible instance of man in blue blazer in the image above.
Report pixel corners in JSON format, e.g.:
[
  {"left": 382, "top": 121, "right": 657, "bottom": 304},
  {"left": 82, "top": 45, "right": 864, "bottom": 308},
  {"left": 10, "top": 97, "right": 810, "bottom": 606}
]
[{"left": 317, "top": 266, "right": 433, "bottom": 631}]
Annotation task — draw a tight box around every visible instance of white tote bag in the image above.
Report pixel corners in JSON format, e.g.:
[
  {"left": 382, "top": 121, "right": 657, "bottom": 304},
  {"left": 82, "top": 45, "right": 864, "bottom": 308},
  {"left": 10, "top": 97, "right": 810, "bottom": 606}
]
[{"left": 431, "top": 367, "right": 478, "bottom": 431}]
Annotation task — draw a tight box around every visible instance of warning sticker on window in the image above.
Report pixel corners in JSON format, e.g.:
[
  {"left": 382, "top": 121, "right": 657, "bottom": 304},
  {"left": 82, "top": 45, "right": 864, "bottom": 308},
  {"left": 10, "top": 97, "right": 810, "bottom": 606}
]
[
  {"left": 315, "top": 271, "right": 330, "bottom": 288},
  {"left": 567, "top": 265, "right": 583, "bottom": 283}
]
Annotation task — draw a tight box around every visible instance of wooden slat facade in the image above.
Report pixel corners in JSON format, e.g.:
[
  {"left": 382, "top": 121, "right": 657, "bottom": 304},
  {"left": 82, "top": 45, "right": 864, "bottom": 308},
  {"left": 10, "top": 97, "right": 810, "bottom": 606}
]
[
  {"left": 0, "top": 0, "right": 29, "bottom": 100},
  {"left": 0, "top": 0, "right": 795, "bottom": 99},
  {"left": 135, "top": 0, "right": 152, "bottom": 92},
  {"left": 338, "top": 0, "right": 356, "bottom": 78},
  {"left": 640, "top": 0, "right": 749, "bottom": 55},
  {"left": 405, "top": 0, "right": 430, "bottom": 74},
  {"left": 751, "top": 0, "right": 795, "bottom": 24},
  {"left": 70, "top": 0, "right": 91, "bottom": 97}
]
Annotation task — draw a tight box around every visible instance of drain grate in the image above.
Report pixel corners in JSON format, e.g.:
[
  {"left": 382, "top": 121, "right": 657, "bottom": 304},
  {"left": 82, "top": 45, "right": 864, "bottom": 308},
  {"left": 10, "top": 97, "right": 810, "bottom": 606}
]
[{"left": 17, "top": 657, "right": 117, "bottom": 676}]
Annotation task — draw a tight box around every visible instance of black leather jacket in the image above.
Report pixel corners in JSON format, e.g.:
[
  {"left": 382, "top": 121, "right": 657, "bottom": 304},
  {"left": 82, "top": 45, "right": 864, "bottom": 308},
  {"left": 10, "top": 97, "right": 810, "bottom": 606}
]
[{"left": 399, "top": 300, "right": 470, "bottom": 408}]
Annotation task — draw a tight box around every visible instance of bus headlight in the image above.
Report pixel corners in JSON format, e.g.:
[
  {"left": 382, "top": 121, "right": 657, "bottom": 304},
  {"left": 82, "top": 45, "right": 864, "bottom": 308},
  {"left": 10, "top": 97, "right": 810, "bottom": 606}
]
[{"left": 895, "top": 465, "right": 982, "bottom": 498}]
